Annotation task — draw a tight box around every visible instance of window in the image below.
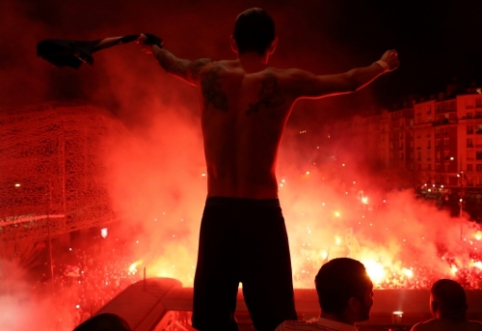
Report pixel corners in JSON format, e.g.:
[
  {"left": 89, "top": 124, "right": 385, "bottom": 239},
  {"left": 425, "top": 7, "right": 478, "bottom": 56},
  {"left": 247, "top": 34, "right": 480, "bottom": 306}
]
[
  {"left": 477, "top": 125, "right": 482, "bottom": 134},
  {"left": 417, "top": 152, "right": 421, "bottom": 161},
  {"left": 436, "top": 164, "right": 442, "bottom": 171},
  {"left": 468, "top": 164, "right": 473, "bottom": 171},
  {"left": 467, "top": 112, "right": 473, "bottom": 118},
  {"left": 468, "top": 151, "right": 475, "bottom": 161},
  {"left": 444, "top": 138, "right": 449, "bottom": 147},
  {"left": 468, "top": 126, "right": 474, "bottom": 134},
  {"left": 477, "top": 151, "right": 482, "bottom": 160},
  {"left": 476, "top": 98, "right": 482, "bottom": 108},
  {"left": 467, "top": 138, "right": 474, "bottom": 147},
  {"left": 428, "top": 164, "right": 432, "bottom": 170},
  {"left": 436, "top": 128, "right": 440, "bottom": 136},
  {"left": 436, "top": 152, "right": 441, "bottom": 161},
  {"left": 428, "top": 141, "right": 431, "bottom": 149},
  {"left": 477, "top": 164, "right": 482, "bottom": 172}
]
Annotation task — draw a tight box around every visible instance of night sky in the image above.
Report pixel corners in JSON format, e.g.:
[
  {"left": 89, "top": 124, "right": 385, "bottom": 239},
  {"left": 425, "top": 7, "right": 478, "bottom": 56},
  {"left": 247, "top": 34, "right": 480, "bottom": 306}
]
[{"left": 1, "top": 0, "right": 481, "bottom": 125}]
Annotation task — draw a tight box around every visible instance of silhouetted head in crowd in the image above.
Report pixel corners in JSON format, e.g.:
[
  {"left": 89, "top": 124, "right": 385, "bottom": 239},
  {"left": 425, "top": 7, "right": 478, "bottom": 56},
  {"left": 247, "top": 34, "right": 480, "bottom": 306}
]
[
  {"left": 73, "top": 313, "right": 131, "bottom": 331},
  {"left": 430, "top": 279, "right": 467, "bottom": 320},
  {"left": 231, "top": 8, "right": 277, "bottom": 57},
  {"left": 315, "top": 258, "right": 374, "bottom": 325}
]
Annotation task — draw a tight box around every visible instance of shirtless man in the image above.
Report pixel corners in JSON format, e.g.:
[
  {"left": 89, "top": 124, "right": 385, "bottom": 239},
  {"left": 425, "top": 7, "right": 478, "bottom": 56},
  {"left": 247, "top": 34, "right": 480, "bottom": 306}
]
[
  {"left": 411, "top": 279, "right": 482, "bottom": 331},
  {"left": 138, "top": 7, "right": 399, "bottom": 331}
]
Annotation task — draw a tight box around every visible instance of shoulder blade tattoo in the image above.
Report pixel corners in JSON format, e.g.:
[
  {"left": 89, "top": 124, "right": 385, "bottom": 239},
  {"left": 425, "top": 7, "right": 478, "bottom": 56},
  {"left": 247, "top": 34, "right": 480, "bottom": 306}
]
[
  {"left": 247, "top": 71, "right": 284, "bottom": 115},
  {"left": 200, "top": 66, "right": 229, "bottom": 111}
]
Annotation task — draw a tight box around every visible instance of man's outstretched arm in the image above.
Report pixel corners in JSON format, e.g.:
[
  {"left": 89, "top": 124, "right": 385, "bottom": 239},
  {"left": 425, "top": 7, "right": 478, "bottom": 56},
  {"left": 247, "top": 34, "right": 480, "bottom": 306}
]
[
  {"left": 289, "top": 50, "right": 399, "bottom": 99},
  {"left": 137, "top": 34, "right": 210, "bottom": 87}
]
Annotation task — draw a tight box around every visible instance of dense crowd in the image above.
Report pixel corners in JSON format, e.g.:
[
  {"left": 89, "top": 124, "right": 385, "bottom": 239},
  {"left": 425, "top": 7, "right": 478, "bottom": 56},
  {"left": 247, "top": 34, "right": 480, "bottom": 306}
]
[{"left": 32, "top": 240, "right": 142, "bottom": 329}]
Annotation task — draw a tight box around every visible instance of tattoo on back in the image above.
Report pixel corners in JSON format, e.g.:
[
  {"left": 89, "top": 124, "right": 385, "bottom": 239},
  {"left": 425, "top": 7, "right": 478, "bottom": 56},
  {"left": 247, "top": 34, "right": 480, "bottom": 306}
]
[
  {"left": 201, "top": 66, "right": 229, "bottom": 111},
  {"left": 246, "top": 71, "right": 284, "bottom": 115}
]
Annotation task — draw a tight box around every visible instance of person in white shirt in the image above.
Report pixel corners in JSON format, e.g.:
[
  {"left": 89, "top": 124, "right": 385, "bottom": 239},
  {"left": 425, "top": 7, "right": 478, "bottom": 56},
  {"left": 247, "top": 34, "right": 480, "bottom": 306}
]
[
  {"left": 410, "top": 279, "right": 482, "bottom": 331},
  {"left": 275, "top": 258, "right": 374, "bottom": 331}
]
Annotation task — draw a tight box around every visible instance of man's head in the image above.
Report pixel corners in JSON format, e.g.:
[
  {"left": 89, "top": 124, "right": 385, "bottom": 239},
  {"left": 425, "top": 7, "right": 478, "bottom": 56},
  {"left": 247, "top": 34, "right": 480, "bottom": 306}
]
[
  {"left": 232, "top": 8, "right": 277, "bottom": 56},
  {"left": 315, "top": 258, "right": 374, "bottom": 324},
  {"left": 430, "top": 279, "right": 467, "bottom": 320}
]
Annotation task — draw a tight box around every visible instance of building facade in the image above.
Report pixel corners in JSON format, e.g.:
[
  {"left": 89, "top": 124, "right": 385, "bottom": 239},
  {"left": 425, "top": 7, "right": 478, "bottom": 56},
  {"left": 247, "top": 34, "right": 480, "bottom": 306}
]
[{"left": 324, "top": 88, "right": 482, "bottom": 191}]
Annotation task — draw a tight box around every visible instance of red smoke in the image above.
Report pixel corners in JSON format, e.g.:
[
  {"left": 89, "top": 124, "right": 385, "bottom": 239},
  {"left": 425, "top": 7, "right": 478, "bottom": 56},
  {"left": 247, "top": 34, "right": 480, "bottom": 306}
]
[{"left": 2, "top": 1, "right": 481, "bottom": 330}]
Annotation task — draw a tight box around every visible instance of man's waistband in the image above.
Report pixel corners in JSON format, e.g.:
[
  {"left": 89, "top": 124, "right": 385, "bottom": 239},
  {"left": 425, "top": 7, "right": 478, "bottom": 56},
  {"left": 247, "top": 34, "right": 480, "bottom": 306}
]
[{"left": 205, "top": 196, "right": 280, "bottom": 208}]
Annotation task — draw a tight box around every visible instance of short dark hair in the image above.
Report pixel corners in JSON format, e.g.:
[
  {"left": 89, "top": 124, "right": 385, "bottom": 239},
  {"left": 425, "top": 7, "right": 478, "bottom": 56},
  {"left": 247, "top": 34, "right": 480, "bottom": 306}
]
[
  {"left": 431, "top": 279, "right": 467, "bottom": 319},
  {"left": 233, "top": 8, "right": 275, "bottom": 55},
  {"left": 315, "top": 258, "right": 372, "bottom": 314}
]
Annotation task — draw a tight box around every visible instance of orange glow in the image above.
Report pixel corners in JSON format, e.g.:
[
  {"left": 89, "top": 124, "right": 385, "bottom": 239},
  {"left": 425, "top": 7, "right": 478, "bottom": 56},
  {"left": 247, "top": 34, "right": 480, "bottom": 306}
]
[
  {"left": 402, "top": 268, "right": 413, "bottom": 278},
  {"left": 128, "top": 260, "right": 142, "bottom": 275},
  {"left": 475, "top": 231, "right": 482, "bottom": 241},
  {"left": 362, "top": 259, "right": 386, "bottom": 284},
  {"left": 451, "top": 265, "right": 458, "bottom": 276},
  {"left": 471, "top": 261, "right": 482, "bottom": 269}
]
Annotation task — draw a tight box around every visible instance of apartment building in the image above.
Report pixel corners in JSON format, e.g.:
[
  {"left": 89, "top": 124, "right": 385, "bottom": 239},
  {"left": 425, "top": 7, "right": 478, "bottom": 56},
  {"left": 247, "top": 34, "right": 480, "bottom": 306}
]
[{"left": 324, "top": 88, "right": 482, "bottom": 190}]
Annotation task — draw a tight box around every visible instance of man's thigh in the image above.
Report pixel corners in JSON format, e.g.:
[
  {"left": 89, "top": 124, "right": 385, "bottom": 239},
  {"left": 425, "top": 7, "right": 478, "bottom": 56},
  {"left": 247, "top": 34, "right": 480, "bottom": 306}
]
[
  {"left": 240, "top": 207, "right": 298, "bottom": 331},
  {"left": 192, "top": 204, "right": 240, "bottom": 331}
]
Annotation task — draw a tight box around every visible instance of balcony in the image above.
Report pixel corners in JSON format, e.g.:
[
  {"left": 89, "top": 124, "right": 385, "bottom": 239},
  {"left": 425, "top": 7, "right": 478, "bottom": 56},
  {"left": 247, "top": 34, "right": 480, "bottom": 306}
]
[{"left": 432, "top": 118, "right": 458, "bottom": 126}]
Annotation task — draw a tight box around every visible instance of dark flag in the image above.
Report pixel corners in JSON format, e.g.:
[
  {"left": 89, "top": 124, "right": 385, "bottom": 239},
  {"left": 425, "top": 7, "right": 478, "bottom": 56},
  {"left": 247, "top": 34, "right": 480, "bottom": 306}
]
[{"left": 37, "top": 33, "right": 162, "bottom": 69}]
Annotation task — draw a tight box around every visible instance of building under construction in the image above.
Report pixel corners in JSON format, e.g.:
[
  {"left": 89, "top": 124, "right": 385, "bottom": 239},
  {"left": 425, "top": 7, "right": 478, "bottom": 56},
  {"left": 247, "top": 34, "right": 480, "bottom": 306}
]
[{"left": 0, "top": 102, "right": 124, "bottom": 259}]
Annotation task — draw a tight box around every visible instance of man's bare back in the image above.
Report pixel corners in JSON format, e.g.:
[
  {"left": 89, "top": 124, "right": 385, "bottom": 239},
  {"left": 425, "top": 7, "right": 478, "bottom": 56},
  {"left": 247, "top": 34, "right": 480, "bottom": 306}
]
[
  {"left": 193, "top": 52, "right": 398, "bottom": 199},
  {"left": 198, "top": 59, "right": 297, "bottom": 199}
]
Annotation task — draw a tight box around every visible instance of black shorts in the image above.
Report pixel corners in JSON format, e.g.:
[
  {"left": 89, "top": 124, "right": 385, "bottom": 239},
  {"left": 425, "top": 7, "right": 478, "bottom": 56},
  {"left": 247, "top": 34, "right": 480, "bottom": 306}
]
[{"left": 192, "top": 197, "right": 297, "bottom": 331}]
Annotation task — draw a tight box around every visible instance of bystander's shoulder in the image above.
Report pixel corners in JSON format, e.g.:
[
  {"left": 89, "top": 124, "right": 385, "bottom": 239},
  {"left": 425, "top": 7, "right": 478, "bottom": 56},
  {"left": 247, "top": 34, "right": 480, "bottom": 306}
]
[{"left": 411, "top": 318, "right": 482, "bottom": 331}]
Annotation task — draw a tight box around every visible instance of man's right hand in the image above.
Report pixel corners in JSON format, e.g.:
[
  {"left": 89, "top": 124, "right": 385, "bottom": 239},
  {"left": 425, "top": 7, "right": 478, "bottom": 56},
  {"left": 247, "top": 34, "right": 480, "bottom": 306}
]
[
  {"left": 136, "top": 33, "right": 163, "bottom": 55},
  {"left": 137, "top": 34, "right": 152, "bottom": 54},
  {"left": 380, "top": 50, "right": 399, "bottom": 71}
]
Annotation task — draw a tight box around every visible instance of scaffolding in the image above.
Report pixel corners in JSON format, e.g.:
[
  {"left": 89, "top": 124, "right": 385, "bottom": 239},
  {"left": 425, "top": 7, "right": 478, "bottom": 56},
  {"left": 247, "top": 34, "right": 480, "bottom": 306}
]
[{"left": 0, "top": 102, "right": 123, "bottom": 246}]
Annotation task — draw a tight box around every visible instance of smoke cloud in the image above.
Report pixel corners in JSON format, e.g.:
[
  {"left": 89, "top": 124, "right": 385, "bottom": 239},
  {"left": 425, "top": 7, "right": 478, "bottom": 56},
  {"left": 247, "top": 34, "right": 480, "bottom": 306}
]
[{"left": 2, "top": 1, "right": 482, "bottom": 330}]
